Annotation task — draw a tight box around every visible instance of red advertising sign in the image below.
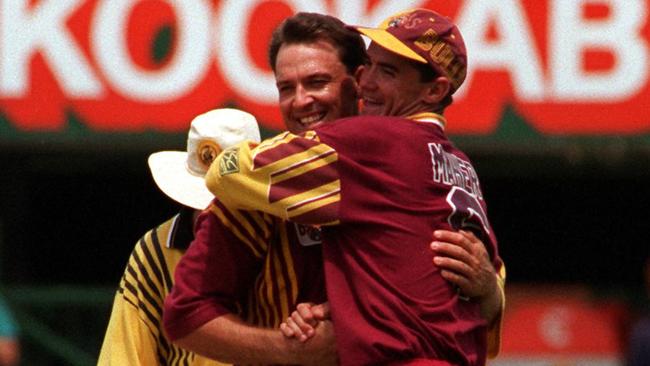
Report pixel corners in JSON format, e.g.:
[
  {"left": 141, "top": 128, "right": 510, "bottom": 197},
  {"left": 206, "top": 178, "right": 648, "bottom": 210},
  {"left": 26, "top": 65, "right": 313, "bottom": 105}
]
[
  {"left": 1, "top": 0, "right": 649, "bottom": 135},
  {"left": 493, "top": 286, "right": 628, "bottom": 366}
]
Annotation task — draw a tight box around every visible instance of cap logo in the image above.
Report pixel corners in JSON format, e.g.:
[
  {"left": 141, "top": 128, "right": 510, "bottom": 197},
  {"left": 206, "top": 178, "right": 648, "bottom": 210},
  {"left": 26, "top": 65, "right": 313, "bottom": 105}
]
[
  {"left": 384, "top": 10, "right": 421, "bottom": 29},
  {"left": 430, "top": 38, "right": 455, "bottom": 70},
  {"left": 414, "top": 28, "right": 464, "bottom": 89},
  {"left": 219, "top": 147, "right": 240, "bottom": 176},
  {"left": 387, "top": 17, "right": 403, "bottom": 28},
  {"left": 197, "top": 140, "right": 222, "bottom": 169},
  {"left": 414, "top": 29, "right": 439, "bottom": 52}
]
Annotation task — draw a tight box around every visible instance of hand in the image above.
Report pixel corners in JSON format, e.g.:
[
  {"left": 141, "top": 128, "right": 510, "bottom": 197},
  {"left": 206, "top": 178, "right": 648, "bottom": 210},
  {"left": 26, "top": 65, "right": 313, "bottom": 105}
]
[
  {"left": 431, "top": 230, "right": 497, "bottom": 299},
  {"left": 295, "top": 319, "right": 337, "bottom": 366},
  {"left": 280, "top": 302, "right": 330, "bottom": 342}
]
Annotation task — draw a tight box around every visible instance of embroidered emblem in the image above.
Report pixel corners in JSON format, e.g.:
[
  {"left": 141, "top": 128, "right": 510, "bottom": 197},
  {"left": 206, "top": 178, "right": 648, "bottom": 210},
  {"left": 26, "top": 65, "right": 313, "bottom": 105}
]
[
  {"left": 386, "top": 11, "right": 422, "bottom": 29},
  {"left": 196, "top": 140, "right": 222, "bottom": 170},
  {"left": 219, "top": 147, "right": 240, "bottom": 175},
  {"left": 414, "top": 29, "right": 439, "bottom": 51}
]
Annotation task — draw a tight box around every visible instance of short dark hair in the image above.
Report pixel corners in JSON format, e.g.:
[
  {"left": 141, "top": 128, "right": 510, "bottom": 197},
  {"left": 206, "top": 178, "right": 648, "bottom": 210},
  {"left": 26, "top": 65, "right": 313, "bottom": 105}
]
[
  {"left": 268, "top": 12, "right": 368, "bottom": 75},
  {"left": 413, "top": 61, "right": 453, "bottom": 111}
]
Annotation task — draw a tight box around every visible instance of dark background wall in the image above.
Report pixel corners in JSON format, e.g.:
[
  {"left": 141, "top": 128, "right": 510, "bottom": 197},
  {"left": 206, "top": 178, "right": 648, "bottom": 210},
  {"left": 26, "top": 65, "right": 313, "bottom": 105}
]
[{"left": 1, "top": 145, "right": 648, "bottom": 290}]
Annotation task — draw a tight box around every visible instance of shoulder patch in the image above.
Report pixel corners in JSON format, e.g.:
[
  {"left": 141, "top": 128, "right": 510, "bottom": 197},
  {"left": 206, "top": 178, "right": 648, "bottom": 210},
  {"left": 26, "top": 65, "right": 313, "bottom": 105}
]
[{"left": 219, "top": 147, "right": 240, "bottom": 175}]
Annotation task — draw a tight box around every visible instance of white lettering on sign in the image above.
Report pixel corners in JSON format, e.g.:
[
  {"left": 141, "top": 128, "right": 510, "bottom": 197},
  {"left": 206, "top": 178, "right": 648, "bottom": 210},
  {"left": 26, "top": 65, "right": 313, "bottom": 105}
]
[
  {"left": 550, "top": 0, "right": 648, "bottom": 100},
  {"left": 0, "top": 0, "right": 102, "bottom": 97},
  {"left": 92, "top": 0, "right": 212, "bottom": 102},
  {"left": 217, "top": 0, "right": 326, "bottom": 103},
  {"left": 338, "top": 0, "right": 424, "bottom": 31},
  {"left": 216, "top": 0, "right": 424, "bottom": 103},
  {"left": 457, "top": 0, "right": 545, "bottom": 101},
  {"left": 0, "top": 0, "right": 647, "bottom": 133}
]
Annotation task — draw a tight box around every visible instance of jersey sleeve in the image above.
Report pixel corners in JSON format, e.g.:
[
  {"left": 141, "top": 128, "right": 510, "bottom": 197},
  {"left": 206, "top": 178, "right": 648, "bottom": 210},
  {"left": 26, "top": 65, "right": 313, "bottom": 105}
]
[
  {"left": 98, "top": 222, "right": 181, "bottom": 365},
  {"left": 97, "top": 292, "right": 160, "bottom": 366},
  {"left": 487, "top": 259, "right": 506, "bottom": 359},
  {"left": 162, "top": 205, "right": 272, "bottom": 341},
  {"left": 205, "top": 131, "right": 341, "bottom": 226}
]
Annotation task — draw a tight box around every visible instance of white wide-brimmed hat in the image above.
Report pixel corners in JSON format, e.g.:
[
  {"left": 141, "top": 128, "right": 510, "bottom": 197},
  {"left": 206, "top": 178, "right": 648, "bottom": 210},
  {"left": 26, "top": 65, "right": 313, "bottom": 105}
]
[{"left": 148, "top": 108, "right": 261, "bottom": 210}]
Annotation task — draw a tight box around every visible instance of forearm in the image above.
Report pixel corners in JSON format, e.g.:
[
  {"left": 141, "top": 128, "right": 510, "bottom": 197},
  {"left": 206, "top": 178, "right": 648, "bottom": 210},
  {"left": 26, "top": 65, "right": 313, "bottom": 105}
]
[
  {"left": 174, "top": 314, "right": 304, "bottom": 365},
  {"left": 479, "top": 280, "right": 503, "bottom": 326}
]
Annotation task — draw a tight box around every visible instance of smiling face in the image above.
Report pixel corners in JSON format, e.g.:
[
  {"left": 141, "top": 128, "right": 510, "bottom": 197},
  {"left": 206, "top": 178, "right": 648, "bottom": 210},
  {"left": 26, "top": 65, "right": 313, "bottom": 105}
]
[
  {"left": 358, "top": 42, "right": 436, "bottom": 117},
  {"left": 274, "top": 40, "right": 358, "bottom": 134}
]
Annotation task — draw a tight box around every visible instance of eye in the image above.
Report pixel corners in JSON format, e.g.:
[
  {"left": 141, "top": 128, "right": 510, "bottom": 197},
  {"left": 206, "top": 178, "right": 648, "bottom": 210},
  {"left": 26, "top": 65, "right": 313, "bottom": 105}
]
[
  {"left": 277, "top": 84, "right": 294, "bottom": 95},
  {"left": 307, "top": 78, "right": 329, "bottom": 89},
  {"left": 380, "top": 66, "right": 396, "bottom": 77}
]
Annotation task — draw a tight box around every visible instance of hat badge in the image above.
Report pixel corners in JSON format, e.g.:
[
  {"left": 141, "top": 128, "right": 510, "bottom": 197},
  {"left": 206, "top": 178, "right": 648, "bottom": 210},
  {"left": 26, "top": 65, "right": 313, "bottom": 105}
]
[{"left": 196, "top": 140, "right": 222, "bottom": 169}]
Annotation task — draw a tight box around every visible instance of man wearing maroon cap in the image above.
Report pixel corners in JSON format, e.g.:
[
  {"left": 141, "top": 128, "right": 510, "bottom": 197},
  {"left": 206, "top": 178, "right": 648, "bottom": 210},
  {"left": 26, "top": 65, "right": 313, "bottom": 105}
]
[
  {"left": 206, "top": 9, "right": 503, "bottom": 365},
  {"left": 354, "top": 8, "right": 468, "bottom": 116}
]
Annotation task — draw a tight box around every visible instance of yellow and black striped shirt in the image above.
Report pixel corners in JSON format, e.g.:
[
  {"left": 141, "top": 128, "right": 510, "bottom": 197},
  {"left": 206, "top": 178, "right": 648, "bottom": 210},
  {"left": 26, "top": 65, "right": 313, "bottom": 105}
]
[{"left": 98, "top": 209, "right": 228, "bottom": 366}]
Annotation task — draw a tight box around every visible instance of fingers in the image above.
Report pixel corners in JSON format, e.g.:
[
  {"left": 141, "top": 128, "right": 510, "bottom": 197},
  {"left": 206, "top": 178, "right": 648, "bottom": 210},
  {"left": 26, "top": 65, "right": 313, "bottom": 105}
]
[
  {"left": 433, "top": 230, "right": 474, "bottom": 256},
  {"left": 311, "top": 302, "right": 331, "bottom": 320},
  {"left": 431, "top": 241, "right": 469, "bottom": 262},
  {"left": 282, "top": 314, "right": 314, "bottom": 342},
  {"left": 433, "top": 230, "right": 466, "bottom": 247},
  {"left": 283, "top": 303, "right": 319, "bottom": 342},
  {"left": 433, "top": 253, "right": 474, "bottom": 278},
  {"left": 439, "top": 269, "right": 470, "bottom": 291},
  {"left": 459, "top": 229, "right": 479, "bottom": 242},
  {"left": 433, "top": 229, "right": 489, "bottom": 263},
  {"left": 296, "top": 303, "right": 318, "bottom": 326},
  {"left": 280, "top": 322, "right": 295, "bottom": 338}
]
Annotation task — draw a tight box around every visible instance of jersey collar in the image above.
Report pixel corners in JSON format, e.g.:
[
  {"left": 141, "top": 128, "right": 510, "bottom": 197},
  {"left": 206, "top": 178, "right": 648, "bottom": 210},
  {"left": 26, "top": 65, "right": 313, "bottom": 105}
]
[
  {"left": 167, "top": 207, "right": 195, "bottom": 250},
  {"left": 407, "top": 112, "right": 446, "bottom": 130}
]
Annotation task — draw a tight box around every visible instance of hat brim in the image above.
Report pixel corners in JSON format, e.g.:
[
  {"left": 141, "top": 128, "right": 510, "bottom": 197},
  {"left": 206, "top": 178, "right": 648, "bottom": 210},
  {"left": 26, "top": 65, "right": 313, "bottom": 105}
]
[
  {"left": 354, "top": 26, "right": 427, "bottom": 64},
  {"left": 148, "top": 151, "right": 214, "bottom": 210}
]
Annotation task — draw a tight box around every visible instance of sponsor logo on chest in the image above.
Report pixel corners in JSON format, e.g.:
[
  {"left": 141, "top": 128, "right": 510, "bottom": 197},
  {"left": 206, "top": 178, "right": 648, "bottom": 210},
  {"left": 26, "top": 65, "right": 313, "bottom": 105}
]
[{"left": 294, "top": 223, "right": 322, "bottom": 247}]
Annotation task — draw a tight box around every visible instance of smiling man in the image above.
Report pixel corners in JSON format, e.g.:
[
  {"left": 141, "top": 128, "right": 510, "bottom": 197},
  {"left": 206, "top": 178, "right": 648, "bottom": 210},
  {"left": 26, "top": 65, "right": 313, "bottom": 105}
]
[
  {"left": 204, "top": 8, "right": 504, "bottom": 365},
  {"left": 164, "top": 10, "right": 504, "bottom": 366},
  {"left": 270, "top": 19, "right": 364, "bottom": 133},
  {"left": 163, "top": 13, "right": 367, "bottom": 365}
]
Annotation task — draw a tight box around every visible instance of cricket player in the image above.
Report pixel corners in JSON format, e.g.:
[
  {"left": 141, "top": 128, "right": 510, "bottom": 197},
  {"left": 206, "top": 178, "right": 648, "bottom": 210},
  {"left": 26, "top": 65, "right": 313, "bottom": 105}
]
[
  {"left": 205, "top": 9, "right": 503, "bottom": 365},
  {"left": 97, "top": 109, "right": 260, "bottom": 365},
  {"left": 165, "top": 11, "right": 504, "bottom": 365}
]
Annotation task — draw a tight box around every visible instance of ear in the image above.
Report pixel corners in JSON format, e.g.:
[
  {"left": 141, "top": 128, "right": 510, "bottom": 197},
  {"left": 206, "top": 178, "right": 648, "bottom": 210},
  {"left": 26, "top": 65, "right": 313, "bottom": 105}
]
[
  {"left": 422, "top": 76, "right": 451, "bottom": 104},
  {"left": 354, "top": 65, "right": 365, "bottom": 85}
]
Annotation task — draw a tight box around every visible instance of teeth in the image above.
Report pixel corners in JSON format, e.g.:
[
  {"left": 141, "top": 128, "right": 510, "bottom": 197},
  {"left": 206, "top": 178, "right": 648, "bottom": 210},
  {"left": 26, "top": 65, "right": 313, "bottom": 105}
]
[{"left": 299, "top": 114, "right": 323, "bottom": 125}]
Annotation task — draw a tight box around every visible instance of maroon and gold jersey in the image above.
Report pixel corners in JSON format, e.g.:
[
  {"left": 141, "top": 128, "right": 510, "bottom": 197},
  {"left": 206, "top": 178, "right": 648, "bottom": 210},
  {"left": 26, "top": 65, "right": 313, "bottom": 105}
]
[
  {"left": 208, "top": 113, "right": 501, "bottom": 366},
  {"left": 163, "top": 201, "right": 326, "bottom": 341}
]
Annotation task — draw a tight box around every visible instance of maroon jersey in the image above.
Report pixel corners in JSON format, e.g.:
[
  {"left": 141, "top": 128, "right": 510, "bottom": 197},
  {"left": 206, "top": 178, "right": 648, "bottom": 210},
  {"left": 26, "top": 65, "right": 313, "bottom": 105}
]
[
  {"left": 162, "top": 201, "right": 326, "bottom": 341},
  {"left": 208, "top": 112, "right": 500, "bottom": 365},
  {"left": 317, "top": 114, "right": 497, "bottom": 365}
]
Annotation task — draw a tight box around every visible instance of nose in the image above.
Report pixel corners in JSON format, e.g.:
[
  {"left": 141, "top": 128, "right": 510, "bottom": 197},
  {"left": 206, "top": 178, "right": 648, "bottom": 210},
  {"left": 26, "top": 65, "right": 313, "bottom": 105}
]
[{"left": 292, "top": 84, "right": 313, "bottom": 109}]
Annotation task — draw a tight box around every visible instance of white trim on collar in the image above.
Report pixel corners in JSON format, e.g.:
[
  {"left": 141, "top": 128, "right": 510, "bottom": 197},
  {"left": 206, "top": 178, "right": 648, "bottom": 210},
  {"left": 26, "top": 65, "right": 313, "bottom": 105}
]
[
  {"left": 414, "top": 117, "right": 445, "bottom": 130},
  {"left": 166, "top": 213, "right": 182, "bottom": 248}
]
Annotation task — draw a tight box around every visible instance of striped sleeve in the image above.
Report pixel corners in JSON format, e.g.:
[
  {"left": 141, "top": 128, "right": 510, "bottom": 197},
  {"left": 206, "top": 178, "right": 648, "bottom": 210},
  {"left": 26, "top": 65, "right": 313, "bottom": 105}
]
[
  {"left": 99, "top": 219, "right": 193, "bottom": 365},
  {"left": 208, "top": 199, "right": 272, "bottom": 259},
  {"left": 206, "top": 131, "right": 341, "bottom": 226}
]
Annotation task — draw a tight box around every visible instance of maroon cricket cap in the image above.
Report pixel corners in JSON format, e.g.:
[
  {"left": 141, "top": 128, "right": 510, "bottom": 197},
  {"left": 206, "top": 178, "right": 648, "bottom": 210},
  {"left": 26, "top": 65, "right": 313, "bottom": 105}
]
[{"left": 352, "top": 8, "right": 467, "bottom": 93}]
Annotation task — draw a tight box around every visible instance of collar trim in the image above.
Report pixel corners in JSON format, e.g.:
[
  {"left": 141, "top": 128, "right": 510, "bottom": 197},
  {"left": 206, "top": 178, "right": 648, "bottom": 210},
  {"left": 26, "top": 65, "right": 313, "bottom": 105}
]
[{"left": 407, "top": 112, "right": 446, "bottom": 130}]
